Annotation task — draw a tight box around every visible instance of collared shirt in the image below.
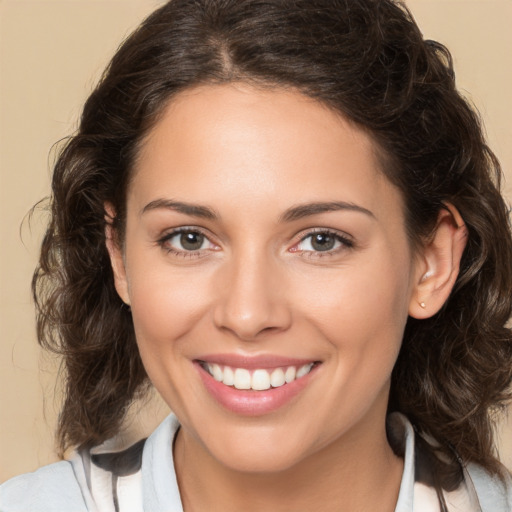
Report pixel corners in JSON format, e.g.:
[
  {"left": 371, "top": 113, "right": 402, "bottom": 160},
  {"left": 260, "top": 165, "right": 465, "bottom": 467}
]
[{"left": 2, "top": 413, "right": 511, "bottom": 511}]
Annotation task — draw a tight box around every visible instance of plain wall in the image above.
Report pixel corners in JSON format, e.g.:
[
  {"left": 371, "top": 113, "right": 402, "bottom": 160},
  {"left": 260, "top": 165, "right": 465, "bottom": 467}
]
[{"left": 1, "top": 0, "right": 511, "bottom": 482}]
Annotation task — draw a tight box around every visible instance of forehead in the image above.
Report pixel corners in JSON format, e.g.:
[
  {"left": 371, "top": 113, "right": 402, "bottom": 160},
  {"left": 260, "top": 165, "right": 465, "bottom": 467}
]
[{"left": 130, "top": 83, "right": 403, "bottom": 223}]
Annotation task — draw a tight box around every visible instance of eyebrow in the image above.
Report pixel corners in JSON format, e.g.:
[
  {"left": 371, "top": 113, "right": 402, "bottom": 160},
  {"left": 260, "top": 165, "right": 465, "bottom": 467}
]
[
  {"left": 141, "top": 199, "right": 374, "bottom": 222},
  {"left": 280, "top": 201, "right": 375, "bottom": 222},
  {"left": 141, "top": 199, "right": 218, "bottom": 219}
]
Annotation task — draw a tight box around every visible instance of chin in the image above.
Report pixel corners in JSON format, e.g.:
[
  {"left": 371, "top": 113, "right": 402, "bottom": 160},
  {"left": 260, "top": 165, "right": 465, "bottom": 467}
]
[
  {"left": 215, "top": 445, "right": 306, "bottom": 474},
  {"left": 197, "top": 421, "right": 317, "bottom": 474}
]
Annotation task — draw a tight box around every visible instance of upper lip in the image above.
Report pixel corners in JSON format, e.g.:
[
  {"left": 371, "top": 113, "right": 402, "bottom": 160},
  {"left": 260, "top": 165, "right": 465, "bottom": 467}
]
[{"left": 195, "top": 353, "right": 319, "bottom": 370}]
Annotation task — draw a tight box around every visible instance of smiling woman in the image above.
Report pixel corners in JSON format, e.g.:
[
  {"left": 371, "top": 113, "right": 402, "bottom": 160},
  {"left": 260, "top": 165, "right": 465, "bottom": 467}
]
[
  {"left": 107, "top": 86, "right": 417, "bottom": 486},
  {"left": 1, "top": 1, "right": 512, "bottom": 511}
]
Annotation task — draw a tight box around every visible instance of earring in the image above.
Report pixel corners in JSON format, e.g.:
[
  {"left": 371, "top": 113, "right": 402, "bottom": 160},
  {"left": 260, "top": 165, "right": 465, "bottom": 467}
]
[{"left": 419, "top": 302, "right": 426, "bottom": 309}]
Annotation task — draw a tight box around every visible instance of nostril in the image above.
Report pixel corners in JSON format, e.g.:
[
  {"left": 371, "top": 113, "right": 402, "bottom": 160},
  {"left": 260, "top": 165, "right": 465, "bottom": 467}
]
[{"left": 213, "top": 302, "right": 291, "bottom": 341}]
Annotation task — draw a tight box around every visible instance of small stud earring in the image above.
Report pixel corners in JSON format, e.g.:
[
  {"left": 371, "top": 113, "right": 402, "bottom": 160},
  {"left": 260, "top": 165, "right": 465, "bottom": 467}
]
[{"left": 419, "top": 302, "right": 426, "bottom": 309}]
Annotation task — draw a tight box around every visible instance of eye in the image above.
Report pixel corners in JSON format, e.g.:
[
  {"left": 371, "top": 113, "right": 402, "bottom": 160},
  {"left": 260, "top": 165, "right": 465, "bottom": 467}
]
[
  {"left": 158, "top": 228, "right": 218, "bottom": 255},
  {"left": 300, "top": 232, "right": 339, "bottom": 252},
  {"left": 291, "top": 230, "right": 353, "bottom": 255}
]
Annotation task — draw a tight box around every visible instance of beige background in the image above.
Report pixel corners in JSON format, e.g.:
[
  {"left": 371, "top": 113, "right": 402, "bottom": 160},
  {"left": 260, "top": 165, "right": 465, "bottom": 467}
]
[{"left": 1, "top": 0, "right": 511, "bottom": 482}]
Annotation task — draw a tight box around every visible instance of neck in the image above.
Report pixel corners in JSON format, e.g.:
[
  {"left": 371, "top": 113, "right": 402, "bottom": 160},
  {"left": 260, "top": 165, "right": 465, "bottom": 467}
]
[{"left": 174, "top": 409, "right": 403, "bottom": 512}]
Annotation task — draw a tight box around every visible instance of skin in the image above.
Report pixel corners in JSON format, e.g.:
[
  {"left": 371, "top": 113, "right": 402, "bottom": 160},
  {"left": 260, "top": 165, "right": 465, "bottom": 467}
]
[{"left": 107, "top": 83, "right": 467, "bottom": 511}]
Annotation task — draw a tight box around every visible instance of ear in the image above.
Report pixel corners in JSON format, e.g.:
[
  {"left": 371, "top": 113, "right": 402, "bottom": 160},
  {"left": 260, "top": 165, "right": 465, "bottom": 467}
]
[
  {"left": 409, "top": 204, "right": 468, "bottom": 319},
  {"left": 104, "top": 203, "right": 131, "bottom": 306}
]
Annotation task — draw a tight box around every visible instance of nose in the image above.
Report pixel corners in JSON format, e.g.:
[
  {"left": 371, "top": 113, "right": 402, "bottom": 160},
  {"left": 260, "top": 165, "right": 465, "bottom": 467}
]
[{"left": 213, "top": 251, "right": 292, "bottom": 341}]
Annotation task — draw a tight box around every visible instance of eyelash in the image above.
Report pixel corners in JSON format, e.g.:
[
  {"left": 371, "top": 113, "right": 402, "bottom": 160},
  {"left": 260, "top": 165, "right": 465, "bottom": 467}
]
[
  {"left": 156, "top": 227, "right": 354, "bottom": 258},
  {"left": 292, "top": 229, "right": 354, "bottom": 258},
  {"left": 157, "top": 227, "right": 217, "bottom": 258}
]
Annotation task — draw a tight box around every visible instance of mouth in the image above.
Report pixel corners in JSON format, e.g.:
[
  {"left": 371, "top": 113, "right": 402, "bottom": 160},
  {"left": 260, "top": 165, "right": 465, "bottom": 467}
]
[
  {"left": 194, "top": 355, "right": 322, "bottom": 415},
  {"left": 197, "top": 361, "right": 319, "bottom": 391}
]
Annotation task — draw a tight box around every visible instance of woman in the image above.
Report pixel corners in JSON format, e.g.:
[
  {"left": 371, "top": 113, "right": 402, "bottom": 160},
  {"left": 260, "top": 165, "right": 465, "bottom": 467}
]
[{"left": 2, "top": 0, "right": 511, "bottom": 510}]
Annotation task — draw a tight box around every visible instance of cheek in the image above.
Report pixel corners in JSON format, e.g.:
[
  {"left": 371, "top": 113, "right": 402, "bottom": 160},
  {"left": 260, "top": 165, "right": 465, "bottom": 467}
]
[
  {"left": 300, "top": 253, "right": 411, "bottom": 330},
  {"left": 296, "top": 249, "right": 413, "bottom": 374},
  {"left": 124, "top": 248, "right": 215, "bottom": 361},
  {"left": 125, "top": 264, "right": 216, "bottom": 413}
]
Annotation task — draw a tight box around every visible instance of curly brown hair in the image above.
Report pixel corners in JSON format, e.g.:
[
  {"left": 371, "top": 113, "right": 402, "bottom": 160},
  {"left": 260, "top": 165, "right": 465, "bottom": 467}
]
[{"left": 34, "top": 0, "right": 512, "bottom": 475}]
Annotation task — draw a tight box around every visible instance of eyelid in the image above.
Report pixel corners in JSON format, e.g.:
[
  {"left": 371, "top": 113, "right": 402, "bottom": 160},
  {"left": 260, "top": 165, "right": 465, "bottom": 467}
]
[
  {"left": 157, "top": 226, "right": 220, "bottom": 255},
  {"left": 155, "top": 226, "right": 354, "bottom": 258},
  {"left": 157, "top": 225, "right": 210, "bottom": 241},
  {"left": 289, "top": 228, "right": 354, "bottom": 254}
]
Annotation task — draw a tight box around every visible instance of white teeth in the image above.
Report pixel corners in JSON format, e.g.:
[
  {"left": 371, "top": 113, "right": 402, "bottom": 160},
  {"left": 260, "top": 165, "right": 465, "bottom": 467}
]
[
  {"left": 284, "top": 366, "right": 296, "bottom": 383},
  {"left": 270, "top": 368, "right": 285, "bottom": 387},
  {"left": 252, "top": 369, "right": 271, "bottom": 390},
  {"left": 233, "top": 368, "right": 251, "bottom": 390},
  {"left": 211, "top": 363, "right": 223, "bottom": 382},
  {"left": 296, "top": 363, "right": 314, "bottom": 378},
  {"left": 205, "top": 362, "right": 315, "bottom": 390},
  {"left": 223, "top": 366, "right": 234, "bottom": 386}
]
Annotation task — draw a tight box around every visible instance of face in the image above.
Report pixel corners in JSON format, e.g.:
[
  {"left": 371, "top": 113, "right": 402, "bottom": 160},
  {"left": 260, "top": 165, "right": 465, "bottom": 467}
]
[{"left": 110, "top": 84, "right": 422, "bottom": 473}]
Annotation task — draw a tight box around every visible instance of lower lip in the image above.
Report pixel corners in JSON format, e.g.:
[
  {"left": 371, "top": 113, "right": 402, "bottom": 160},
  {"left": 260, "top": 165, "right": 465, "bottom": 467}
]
[{"left": 196, "top": 362, "right": 318, "bottom": 416}]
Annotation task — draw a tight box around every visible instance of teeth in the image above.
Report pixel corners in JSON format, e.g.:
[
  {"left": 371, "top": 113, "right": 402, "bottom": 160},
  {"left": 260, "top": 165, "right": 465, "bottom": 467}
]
[
  {"left": 296, "top": 363, "right": 314, "bottom": 378},
  {"left": 252, "top": 369, "right": 271, "bottom": 390},
  {"left": 204, "top": 362, "right": 315, "bottom": 390},
  {"left": 211, "top": 363, "right": 223, "bottom": 382},
  {"left": 223, "top": 366, "right": 234, "bottom": 386},
  {"left": 234, "top": 368, "right": 252, "bottom": 390},
  {"left": 285, "top": 366, "right": 296, "bottom": 383},
  {"left": 270, "top": 368, "right": 285, "bottom": 387}
]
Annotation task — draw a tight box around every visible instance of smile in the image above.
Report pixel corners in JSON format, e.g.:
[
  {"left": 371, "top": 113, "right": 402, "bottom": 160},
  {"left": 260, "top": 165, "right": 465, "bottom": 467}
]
[
  {"left": 195, "top": 356, "right": 321, "bottom": 415},
  {"left": 201, "top": 362, "right": 315, "bottom": 391}
]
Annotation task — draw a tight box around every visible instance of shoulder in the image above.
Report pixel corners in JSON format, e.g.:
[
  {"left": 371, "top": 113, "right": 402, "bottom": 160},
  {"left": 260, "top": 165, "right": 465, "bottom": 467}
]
[
  {"left": 466, "top": 462, "right": 512, "bottom": 512},
  {"left": 389, "top": 413, "right": 512, "bottom": 512},
  {"left": 0, "top": 460, "right": 88, "bottom": 512},
  {"left": 0, "top": 415, "right": 180, "bottom": 512}
]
